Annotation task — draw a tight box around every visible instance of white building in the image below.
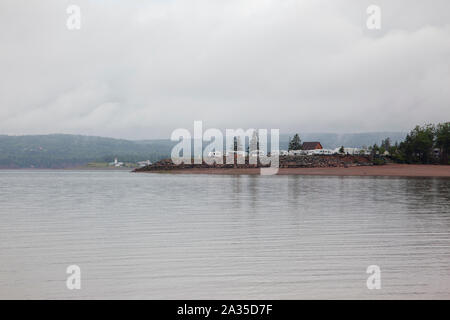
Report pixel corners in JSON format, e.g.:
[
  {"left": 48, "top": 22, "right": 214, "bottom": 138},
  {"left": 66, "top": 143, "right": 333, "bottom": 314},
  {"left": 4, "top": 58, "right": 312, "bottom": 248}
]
[
  {"left": 109, "top": 157, "right": 124, "bottom": 167},
  {"left": 333, "top": 147, "right": 370, "bottom": 155},
  {"left": 311, "top": 149, "right": 334, "bottom": 155},
  {"left": 137, "top": 160, "right": 152, "bottom": 167},
  {"left": 249, "top": 150, "right": 259, "bottom": 157},
  {"left": 226, "top": 150, "right": 248, "bottom": 157},
  {"left": 208, "top": 151, "right": 223, "bottom": 157},
  {"left": 288, "top": 150, "right": 304, "bottom": 156}
]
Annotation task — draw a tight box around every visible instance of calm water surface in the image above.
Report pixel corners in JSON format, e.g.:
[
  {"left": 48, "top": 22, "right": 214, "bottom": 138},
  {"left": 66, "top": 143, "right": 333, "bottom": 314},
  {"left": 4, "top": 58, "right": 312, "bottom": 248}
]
[{"left": 0, "top": 170, "right": 449, "bottom": 299}]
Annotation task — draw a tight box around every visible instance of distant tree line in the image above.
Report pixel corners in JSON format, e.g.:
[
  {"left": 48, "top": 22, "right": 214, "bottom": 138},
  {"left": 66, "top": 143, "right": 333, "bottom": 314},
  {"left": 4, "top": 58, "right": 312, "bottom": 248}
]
[
  {"left": 0, "top": 134, "right": 173, "bottom": 168},
  {"left": 287, "top": 122, "right": 449, "bottom": 166},
  {"left": 374, "top": 122, "right": 449, "bottom": 165}
]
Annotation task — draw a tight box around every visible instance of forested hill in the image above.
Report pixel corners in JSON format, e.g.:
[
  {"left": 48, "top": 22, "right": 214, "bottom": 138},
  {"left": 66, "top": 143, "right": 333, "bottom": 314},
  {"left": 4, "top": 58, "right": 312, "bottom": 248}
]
[
  {"left": 0, "top": 134, "right": 173, "bottom": 168},
  {"left": 0, "top": 132, "right": 406, "bottom": 168}
]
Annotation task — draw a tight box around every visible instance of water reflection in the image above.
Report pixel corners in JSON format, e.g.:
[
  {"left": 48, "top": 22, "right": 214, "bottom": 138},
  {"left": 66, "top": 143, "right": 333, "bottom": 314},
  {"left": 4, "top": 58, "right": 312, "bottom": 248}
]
[{"left": 0, "top": 170, "right": 449, "bottom": 299}]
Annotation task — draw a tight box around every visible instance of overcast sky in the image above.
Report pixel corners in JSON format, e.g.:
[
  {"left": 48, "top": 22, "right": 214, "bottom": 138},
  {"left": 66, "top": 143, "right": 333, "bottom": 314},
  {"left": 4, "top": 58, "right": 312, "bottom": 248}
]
[{"left": 0, "top": 0, "right": 449, "bottom": 139}]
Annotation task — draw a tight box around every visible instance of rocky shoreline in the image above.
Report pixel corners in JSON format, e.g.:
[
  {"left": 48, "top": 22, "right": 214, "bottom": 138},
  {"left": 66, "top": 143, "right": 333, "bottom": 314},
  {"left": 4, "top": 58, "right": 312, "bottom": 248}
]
[{"left": 134, "top": 155, "right": 373, "bottom": 172}]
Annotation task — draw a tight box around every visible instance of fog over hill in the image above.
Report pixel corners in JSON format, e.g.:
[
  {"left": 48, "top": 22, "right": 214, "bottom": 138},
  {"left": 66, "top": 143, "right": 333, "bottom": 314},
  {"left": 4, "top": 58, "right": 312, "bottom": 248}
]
[{"left": 0, "top": 132, "right": 406, "bottom": 168}]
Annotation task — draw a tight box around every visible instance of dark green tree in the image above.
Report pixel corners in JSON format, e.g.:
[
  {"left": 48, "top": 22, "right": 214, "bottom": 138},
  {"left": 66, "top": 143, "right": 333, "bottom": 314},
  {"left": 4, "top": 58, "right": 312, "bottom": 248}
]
[
  {"left": 233, "top": 136, "right": 242, "bottom": 152},
  {"left": 399, "top": 124, "right": 435, "bottom": 164},
  {"left": 381, "top": 138, "right": 391, "bottom": 153},
  {"left": 288, "top": 134, "right": 302, "bottom": 151},
  {"left": 249, "top": 130, "right": 259, "bottom": 153},
  {"left": 435, "top": 122, "right": 450, "bottom": 164}
]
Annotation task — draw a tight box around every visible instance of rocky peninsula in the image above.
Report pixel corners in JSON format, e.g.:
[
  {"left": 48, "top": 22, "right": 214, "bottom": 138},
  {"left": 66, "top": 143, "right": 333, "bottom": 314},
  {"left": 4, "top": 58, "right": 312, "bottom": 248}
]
[
  {"left": 134, "top": 155, "right": 450, "bottom": 177},
  {"left": 134, "top": 154, "right": 372, "bottom": 172}
]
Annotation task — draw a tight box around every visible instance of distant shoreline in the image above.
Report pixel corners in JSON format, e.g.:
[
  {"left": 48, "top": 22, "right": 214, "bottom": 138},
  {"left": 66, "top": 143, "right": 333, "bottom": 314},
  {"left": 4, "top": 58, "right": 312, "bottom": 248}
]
[
  {"left": 136, "top": 164, "right": 450, "bottom": 178},
  {"left": 2, "top": 164, "right": 448, "bottom": 177},
  {"left": 0, "top": 167, "right": 132, "bottom": 171}
]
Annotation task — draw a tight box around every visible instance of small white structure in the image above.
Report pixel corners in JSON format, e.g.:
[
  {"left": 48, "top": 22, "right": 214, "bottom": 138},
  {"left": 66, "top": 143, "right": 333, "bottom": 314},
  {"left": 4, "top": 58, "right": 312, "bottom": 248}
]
[
  {"left": 208, "top": 151, "right": 223, "bottom": 157},
  {"left": 433, "top": 148, "right": 440, "bottom": 157},
  {"left": 248, "top": 150, "right": 266, "bottom": 157},
  {"left": 109, "top": 157, "right": 124, "bottom": 167},
  {"left": 137, "top": 160, "right": 152, "bottom": 167},
  {"left": 333, "top": 147, "right": 370, "bottom": 155},
  {"left": 288, "top": 150, "right": 303, "bottom": 156},
  {"left": 249, "top": 150, "right": 259, "bottom": 157},
  {"left": 226, "top": 150, "right": 248, "bottom": 157},
  {"left": 312, "top": 149, "right": 334, "bottom": 155},
  {"left": 269, "top": 150, "right": 280, "bottom": 156}
]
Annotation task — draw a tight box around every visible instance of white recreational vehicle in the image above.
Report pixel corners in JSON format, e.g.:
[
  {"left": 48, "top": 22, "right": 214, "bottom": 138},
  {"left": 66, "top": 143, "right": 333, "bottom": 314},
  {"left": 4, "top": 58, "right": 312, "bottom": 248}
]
[{"left": 208, "top": 151, "right": 223, "bottom": 157}]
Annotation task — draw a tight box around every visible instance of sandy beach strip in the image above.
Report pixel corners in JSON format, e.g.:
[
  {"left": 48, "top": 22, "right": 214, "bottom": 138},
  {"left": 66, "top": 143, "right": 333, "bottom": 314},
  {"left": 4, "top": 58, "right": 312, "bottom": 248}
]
[{"left": 140, "top": 164, "right": 450, "bottom": 177}]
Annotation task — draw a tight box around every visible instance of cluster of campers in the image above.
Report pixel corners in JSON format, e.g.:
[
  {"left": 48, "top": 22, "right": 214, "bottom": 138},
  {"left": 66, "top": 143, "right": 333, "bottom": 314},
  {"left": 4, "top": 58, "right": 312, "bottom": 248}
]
[
  {"left": 208, "top": 142, "right": 372, "bottom": 158},
  {"left": 108, "top": 158, "right": 152, "bottom": 168}
]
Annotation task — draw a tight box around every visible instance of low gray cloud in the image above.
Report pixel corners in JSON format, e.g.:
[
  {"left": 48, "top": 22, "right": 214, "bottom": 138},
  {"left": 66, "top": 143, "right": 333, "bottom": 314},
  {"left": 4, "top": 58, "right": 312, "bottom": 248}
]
[{"left": 0, "top": 0, "right": 449, "bottom": 139}]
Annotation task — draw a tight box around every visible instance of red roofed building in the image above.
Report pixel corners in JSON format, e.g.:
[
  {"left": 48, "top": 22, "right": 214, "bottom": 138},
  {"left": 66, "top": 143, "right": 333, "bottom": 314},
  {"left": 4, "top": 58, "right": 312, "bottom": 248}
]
[{"left": 302, "top": 142, "right": 323, "bottom": 150}]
